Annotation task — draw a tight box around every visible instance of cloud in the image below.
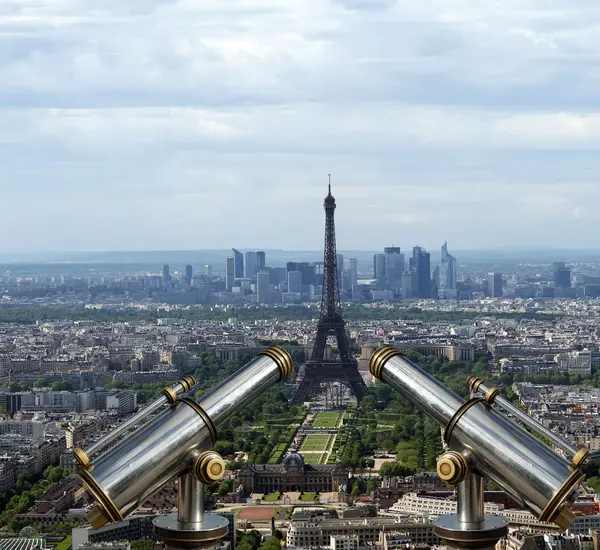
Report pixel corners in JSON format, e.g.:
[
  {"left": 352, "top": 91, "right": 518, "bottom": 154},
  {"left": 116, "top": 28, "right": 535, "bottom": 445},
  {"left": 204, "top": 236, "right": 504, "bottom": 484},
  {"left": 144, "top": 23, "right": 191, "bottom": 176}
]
[{"left": 1, "top": 0, "right": 600, "bottom": 253}]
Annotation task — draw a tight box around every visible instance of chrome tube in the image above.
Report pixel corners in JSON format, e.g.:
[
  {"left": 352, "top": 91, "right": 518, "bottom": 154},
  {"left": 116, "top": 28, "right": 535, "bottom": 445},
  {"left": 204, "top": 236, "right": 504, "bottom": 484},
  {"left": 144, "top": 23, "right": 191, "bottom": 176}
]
[
  {"left": 457, "top": 473, "right": 484, "bottom": 528},
  {"left": 178, "top": 473, "right": 205, "bottom": 525},
  {"left": 77, "top": 346, "right": 293, "bottom": 528},
  {"left": 467, "top": 377, "right": 587, "bottom": 465},
  {"left": 370, "top": 346, "right": 584, "bottom": 530},
  {"left": 74, "top": 376, "right": 196, "bottom": 469}
]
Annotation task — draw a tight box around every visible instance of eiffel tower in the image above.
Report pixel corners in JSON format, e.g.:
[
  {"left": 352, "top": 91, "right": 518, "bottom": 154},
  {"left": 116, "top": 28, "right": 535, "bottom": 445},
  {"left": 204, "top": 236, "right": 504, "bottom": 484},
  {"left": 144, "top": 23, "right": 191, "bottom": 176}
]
[{"left": 291, "top": 179, "right": 369, "bottom": 405}]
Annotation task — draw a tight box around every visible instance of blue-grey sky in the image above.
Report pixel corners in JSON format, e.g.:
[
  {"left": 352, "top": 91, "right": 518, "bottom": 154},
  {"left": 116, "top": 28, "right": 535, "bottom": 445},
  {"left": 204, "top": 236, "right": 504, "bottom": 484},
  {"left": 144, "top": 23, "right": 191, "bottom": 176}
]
[{"left": 2, "top": 0, "right": 600, "bottom": 253}]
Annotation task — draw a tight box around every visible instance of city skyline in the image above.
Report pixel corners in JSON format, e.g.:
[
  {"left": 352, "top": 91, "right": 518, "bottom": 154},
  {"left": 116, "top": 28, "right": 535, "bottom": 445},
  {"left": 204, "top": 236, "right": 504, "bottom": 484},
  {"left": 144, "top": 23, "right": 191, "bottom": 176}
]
[{"left": 2, "top": 2, "right": 600, "bottom": 252}]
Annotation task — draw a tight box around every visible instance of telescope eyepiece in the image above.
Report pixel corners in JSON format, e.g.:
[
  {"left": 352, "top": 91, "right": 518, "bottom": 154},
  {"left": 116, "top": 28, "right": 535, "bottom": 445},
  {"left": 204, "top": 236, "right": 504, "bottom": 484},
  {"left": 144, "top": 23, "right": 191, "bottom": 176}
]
[
  {"left": 437, "top": 451, "right": 468, "bottom": 485},
  {"left": 194, "top": 452, "right": 226, "bottom": 485}
]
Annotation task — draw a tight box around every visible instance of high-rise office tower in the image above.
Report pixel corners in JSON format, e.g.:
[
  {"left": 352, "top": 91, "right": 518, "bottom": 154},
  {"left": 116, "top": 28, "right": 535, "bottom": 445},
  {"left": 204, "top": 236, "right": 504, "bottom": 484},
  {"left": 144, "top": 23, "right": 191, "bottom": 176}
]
[
  {"left": 373, "top": 253, "right": 387, "bottom": 285},
  {"left": 286, "top": 262, "right": 299, "bottom": 273},
  {"left": 232, "top": 249, "right": 244, "bottom": 279},
  {"left": 488, "top": 272, "right": 503, "bottom": 298},
  {"left": 336, "top": 254, "right": 344, "bottom": 290},
  {"left": 288, "top": 271, "right": 302, "bottom": 293},
  {"left": 256, "top": 251, "right": 266, "bottom": 272},
  {"left": 162, "top": 264, "right": 170, "bottom": 284},
  {"left": 412, "top": 247, "right": 431, "bottom": 298},
  {"left": 348, "top": 258, "right": 358, "bottom": 286},
  {"left": 553, "top": 262, "right": 571, "bottom": 289},
  {"left": 440, "top": 241, "right": 457, "bottom": 290},
  {"left": 245, "top": 252, "right": 258, "bottom": 279},
  {"left": 256, "top": 271, "right": 270, "bottom": 303},
  {"left": 225, "top": 258, "right": 235, "bottom": 291},
  {"left": 185, "top": 265, "right": 193, "bottom": 285},
  {"left": 385, "top": 249, "right": 404, "bottom": 286},
  {"left": 299, "top": 263, "right": 316, "bottom": 286},
  {"left": 204, "top": 264, "right": 213, "bottom": 277}
]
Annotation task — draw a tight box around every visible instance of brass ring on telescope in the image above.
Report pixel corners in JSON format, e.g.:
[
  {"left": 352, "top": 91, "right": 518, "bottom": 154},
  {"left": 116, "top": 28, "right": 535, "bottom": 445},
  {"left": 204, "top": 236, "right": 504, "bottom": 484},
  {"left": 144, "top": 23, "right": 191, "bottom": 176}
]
[
  {"left": 73, "top": 447, "right": 91, "bottom": 470},
  {"left": 539, "top": 468, "right": 585, "bottom": 528},
  {"left": 369, "top": 345, "right": 404, "bottom": 380},
  {"left": 179, "top": 398, "right": 217, "bottom": 444},
  {"left": 178, "top": 378, "right": 191, "bottom": 391},
  {"left": 194, "top": 451, "right": 226, "bottom": 484},
  {"left": 185, "top": 375, "right": 197, "bottom": 388},
  {"left": 485, "top": 387, "right": 500, "bottom": 404},
  {"left": 467, "top": 377, "right": 483, "bottom": 393},
  {"left": 162, "top": 386, "right": 178, "bottom": 404},
  {"left": 444, "top": 397, "right": 486, "bottom": 445},
  {"left": 572, "top": 447, "right": 589, "bottom": 468},
  {"left": 78, "top": 468, "right": 123, "bottom": 527},
  {"left": 259, "top": 345, "right": 294, "bottom": 379}
]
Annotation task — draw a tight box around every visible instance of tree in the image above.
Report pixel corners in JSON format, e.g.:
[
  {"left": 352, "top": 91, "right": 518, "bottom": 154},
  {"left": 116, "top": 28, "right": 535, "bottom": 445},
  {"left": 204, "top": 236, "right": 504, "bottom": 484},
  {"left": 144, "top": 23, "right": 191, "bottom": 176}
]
[
  {"left": 259, "top": 537, "right": 281, "bottom": 550},
  {"left": 351, "top": 483, "right": 362, "bottom": 497},
  {"left": 218, "top": 479, "right": 233, "bottom": 496},
  {"left": 586, "top": 477, "right": 600, "bottom": 493},
  {"left": 214, "top": 441, "right": 235, "bottom": 456},
  {"left": 131, "top": 541, "right": 155, "bottom": 550}
]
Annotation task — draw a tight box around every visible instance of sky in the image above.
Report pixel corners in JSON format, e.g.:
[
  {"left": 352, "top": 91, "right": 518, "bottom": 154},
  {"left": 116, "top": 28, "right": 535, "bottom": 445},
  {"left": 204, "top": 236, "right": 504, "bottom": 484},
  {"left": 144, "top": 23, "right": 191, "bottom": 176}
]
[{"left": 1, "top": 0, "right": 600, "bottom": 253}]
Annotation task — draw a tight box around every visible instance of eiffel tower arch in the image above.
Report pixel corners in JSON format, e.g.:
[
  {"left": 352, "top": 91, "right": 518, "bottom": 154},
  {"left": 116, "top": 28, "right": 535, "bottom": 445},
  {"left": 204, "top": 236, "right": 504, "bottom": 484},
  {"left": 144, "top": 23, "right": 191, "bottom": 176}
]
[{"left": 291, "top": 179, "right": 369, "bottom": 406}]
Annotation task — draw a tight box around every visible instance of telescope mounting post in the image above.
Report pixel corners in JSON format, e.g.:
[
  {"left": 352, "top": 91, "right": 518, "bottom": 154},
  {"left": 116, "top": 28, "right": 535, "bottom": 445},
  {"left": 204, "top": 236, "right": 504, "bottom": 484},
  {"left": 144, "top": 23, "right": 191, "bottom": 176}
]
[
  {"left": 153, "top": 452, "right": 229, "bottom": 550},
  {"left": 434, "top": 453, "right": 508, "bottom": 550}
]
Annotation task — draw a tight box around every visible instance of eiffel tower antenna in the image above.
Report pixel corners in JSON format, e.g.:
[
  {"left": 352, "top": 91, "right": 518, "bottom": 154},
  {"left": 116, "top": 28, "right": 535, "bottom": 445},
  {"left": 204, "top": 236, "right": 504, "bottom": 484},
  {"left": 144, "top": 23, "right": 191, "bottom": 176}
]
[{"left": 290, "top": 178, "right": 369, "bottom": 405}]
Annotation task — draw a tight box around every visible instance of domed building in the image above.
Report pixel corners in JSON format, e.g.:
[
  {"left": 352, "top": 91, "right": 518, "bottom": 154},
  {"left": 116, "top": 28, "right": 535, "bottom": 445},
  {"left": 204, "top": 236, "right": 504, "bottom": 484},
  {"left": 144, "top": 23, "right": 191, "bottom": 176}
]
[{"left": 237, "top": 450, "right": 349, "bottom": 495}]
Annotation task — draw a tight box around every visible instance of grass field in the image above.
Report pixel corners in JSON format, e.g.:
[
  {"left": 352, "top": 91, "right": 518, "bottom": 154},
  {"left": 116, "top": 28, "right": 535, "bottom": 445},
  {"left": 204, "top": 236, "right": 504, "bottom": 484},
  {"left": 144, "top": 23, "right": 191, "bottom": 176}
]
[
  {"left": 263, "top": 493, "right": 282, "bottom": 501},
  {"left": 300, "top": 492, "right": 319, "bottom": 501},
  {"left": 312, "top": 412, "right": 342, "bottom": 428},
  {"left": 56, "top": 537, "right": 72, "bottom": 550},
  {"left": 301, "top": 434, "right": 331, "bottom": 451},
  {"left": 302, "top": 452, "right": 326, "bottom": 464}
]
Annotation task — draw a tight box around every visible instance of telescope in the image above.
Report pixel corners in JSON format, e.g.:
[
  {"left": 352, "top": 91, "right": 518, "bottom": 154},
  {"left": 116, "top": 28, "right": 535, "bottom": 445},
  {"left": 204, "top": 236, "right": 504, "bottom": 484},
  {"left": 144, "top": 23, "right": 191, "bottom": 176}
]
[
  {"left": 74, "top": 346, "right": 293, "bottom": 550},
  {"left": 370, "top": 346, "right": 588, "bottom": 550}
]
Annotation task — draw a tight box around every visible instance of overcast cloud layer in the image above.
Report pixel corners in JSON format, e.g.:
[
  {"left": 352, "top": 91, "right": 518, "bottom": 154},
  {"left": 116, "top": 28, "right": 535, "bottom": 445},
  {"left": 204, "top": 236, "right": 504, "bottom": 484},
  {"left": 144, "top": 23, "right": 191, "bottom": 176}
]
[{"left": 1, "top": 0, "right": 600, "bottom": 253}]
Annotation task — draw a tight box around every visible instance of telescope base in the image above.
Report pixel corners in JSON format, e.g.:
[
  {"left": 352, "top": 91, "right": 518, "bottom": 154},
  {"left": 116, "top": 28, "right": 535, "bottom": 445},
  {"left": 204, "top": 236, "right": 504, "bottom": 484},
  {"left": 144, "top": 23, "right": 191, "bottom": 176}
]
[
  {"left": 153, "top": 514, "right": 229, "bottom": 550},
  {"left": 434, "top": 514, "right": 508, "bottom": 550}
]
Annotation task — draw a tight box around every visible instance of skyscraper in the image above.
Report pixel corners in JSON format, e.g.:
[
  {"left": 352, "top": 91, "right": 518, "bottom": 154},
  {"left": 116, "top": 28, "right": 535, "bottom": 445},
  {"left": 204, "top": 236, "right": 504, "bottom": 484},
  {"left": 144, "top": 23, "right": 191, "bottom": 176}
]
[
  {"left": 288, "top": 271, "right": 302, "bottom": 293},
  {"left": 373, "top": 254, "right": 386, "bottom": 280},
  {"left": 232, "top": 249, "right": 244, "bottom": 279},
  {"left": 336, "top": 254, "right": 344, "bottom": 290},
  {"left": 385, "top": 248, "right": 404, "bottom": 286},
  {"left": 440, "top": 241, "right": 457, "bottom": 290},
  {"left": 553, "top": 262, "right": 571, "bottom": 289},
  {"left": 245, "top": 252, "right": 258, "bottom": 279},
  {"left": 204, "top": 264, "right": 213, "bottom": 277},
  {"left": 256, "top": 272, "right": 270, "bottom": 303},
  {"left": 185, "top": 265, "right": 193, "bottom": 285},
  {"left": 348, "top": 258, "right": 358, "bottom": 286},
  {"left": 256, "top": 251, "right": 266, "bottom": 272},
  {"left": 488, "top": 272, "right": 503, "bottom": 298},
  {"left": 412, "top": 247, "right": 431, "bottom": 298},
  {"left": 225, "top": 257, "right": 235, "bottom": 291}
]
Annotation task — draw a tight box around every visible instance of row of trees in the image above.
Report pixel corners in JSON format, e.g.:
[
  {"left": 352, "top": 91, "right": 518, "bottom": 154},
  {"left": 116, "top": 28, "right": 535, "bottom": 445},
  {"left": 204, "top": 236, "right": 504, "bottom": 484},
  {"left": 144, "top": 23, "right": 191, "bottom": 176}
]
[{"left": 0, "top": 303, "right": 564, "bottom": 326}]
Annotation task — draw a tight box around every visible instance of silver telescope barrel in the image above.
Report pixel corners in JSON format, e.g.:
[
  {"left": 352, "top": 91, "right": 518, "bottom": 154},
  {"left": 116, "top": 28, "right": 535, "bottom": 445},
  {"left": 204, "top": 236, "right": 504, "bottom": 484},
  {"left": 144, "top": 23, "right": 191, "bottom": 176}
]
[
  {"left": 76, "top": 346, "right": 293, "bottom": 529},
  {"left": 467, "top": 377, "right": 589, "bottom": 468},
  {"left": 73, "top": 376, "right": 197, "bottom": 470},
  {"left": 370, "top": 346, "right": 585, "bottom": 531}
]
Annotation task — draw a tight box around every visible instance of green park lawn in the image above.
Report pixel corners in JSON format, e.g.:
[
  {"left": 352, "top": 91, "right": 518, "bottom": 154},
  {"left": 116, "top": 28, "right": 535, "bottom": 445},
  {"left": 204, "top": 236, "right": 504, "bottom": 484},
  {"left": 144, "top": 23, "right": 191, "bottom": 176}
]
[
  {"left": 299, "top": 492, "right": 319, "bottom": 501},
  {"left": 301, "top": 434, "right": 331, "bottom": 451},
  {"left": 56, "top": 537, "right": 72, "bottom": 550},
  {"left": 312, "top": 412, "right": 342, "bottom": 428},
  {"left": 302, "top": 453, "right": 326, "bottom": 464},
  {"left": 263, "top": 493, "right": 282, "bottom": 501}
]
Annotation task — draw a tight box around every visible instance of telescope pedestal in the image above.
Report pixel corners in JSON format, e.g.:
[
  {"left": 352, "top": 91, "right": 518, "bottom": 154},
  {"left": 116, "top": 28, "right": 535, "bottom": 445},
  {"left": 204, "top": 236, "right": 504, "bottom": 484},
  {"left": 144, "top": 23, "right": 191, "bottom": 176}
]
[
  {"left": 434, "top": 472, "right": 508, "bottom": 550},
  {"left": 153, "top": 473, "right": 228, "bottom": 550}
]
